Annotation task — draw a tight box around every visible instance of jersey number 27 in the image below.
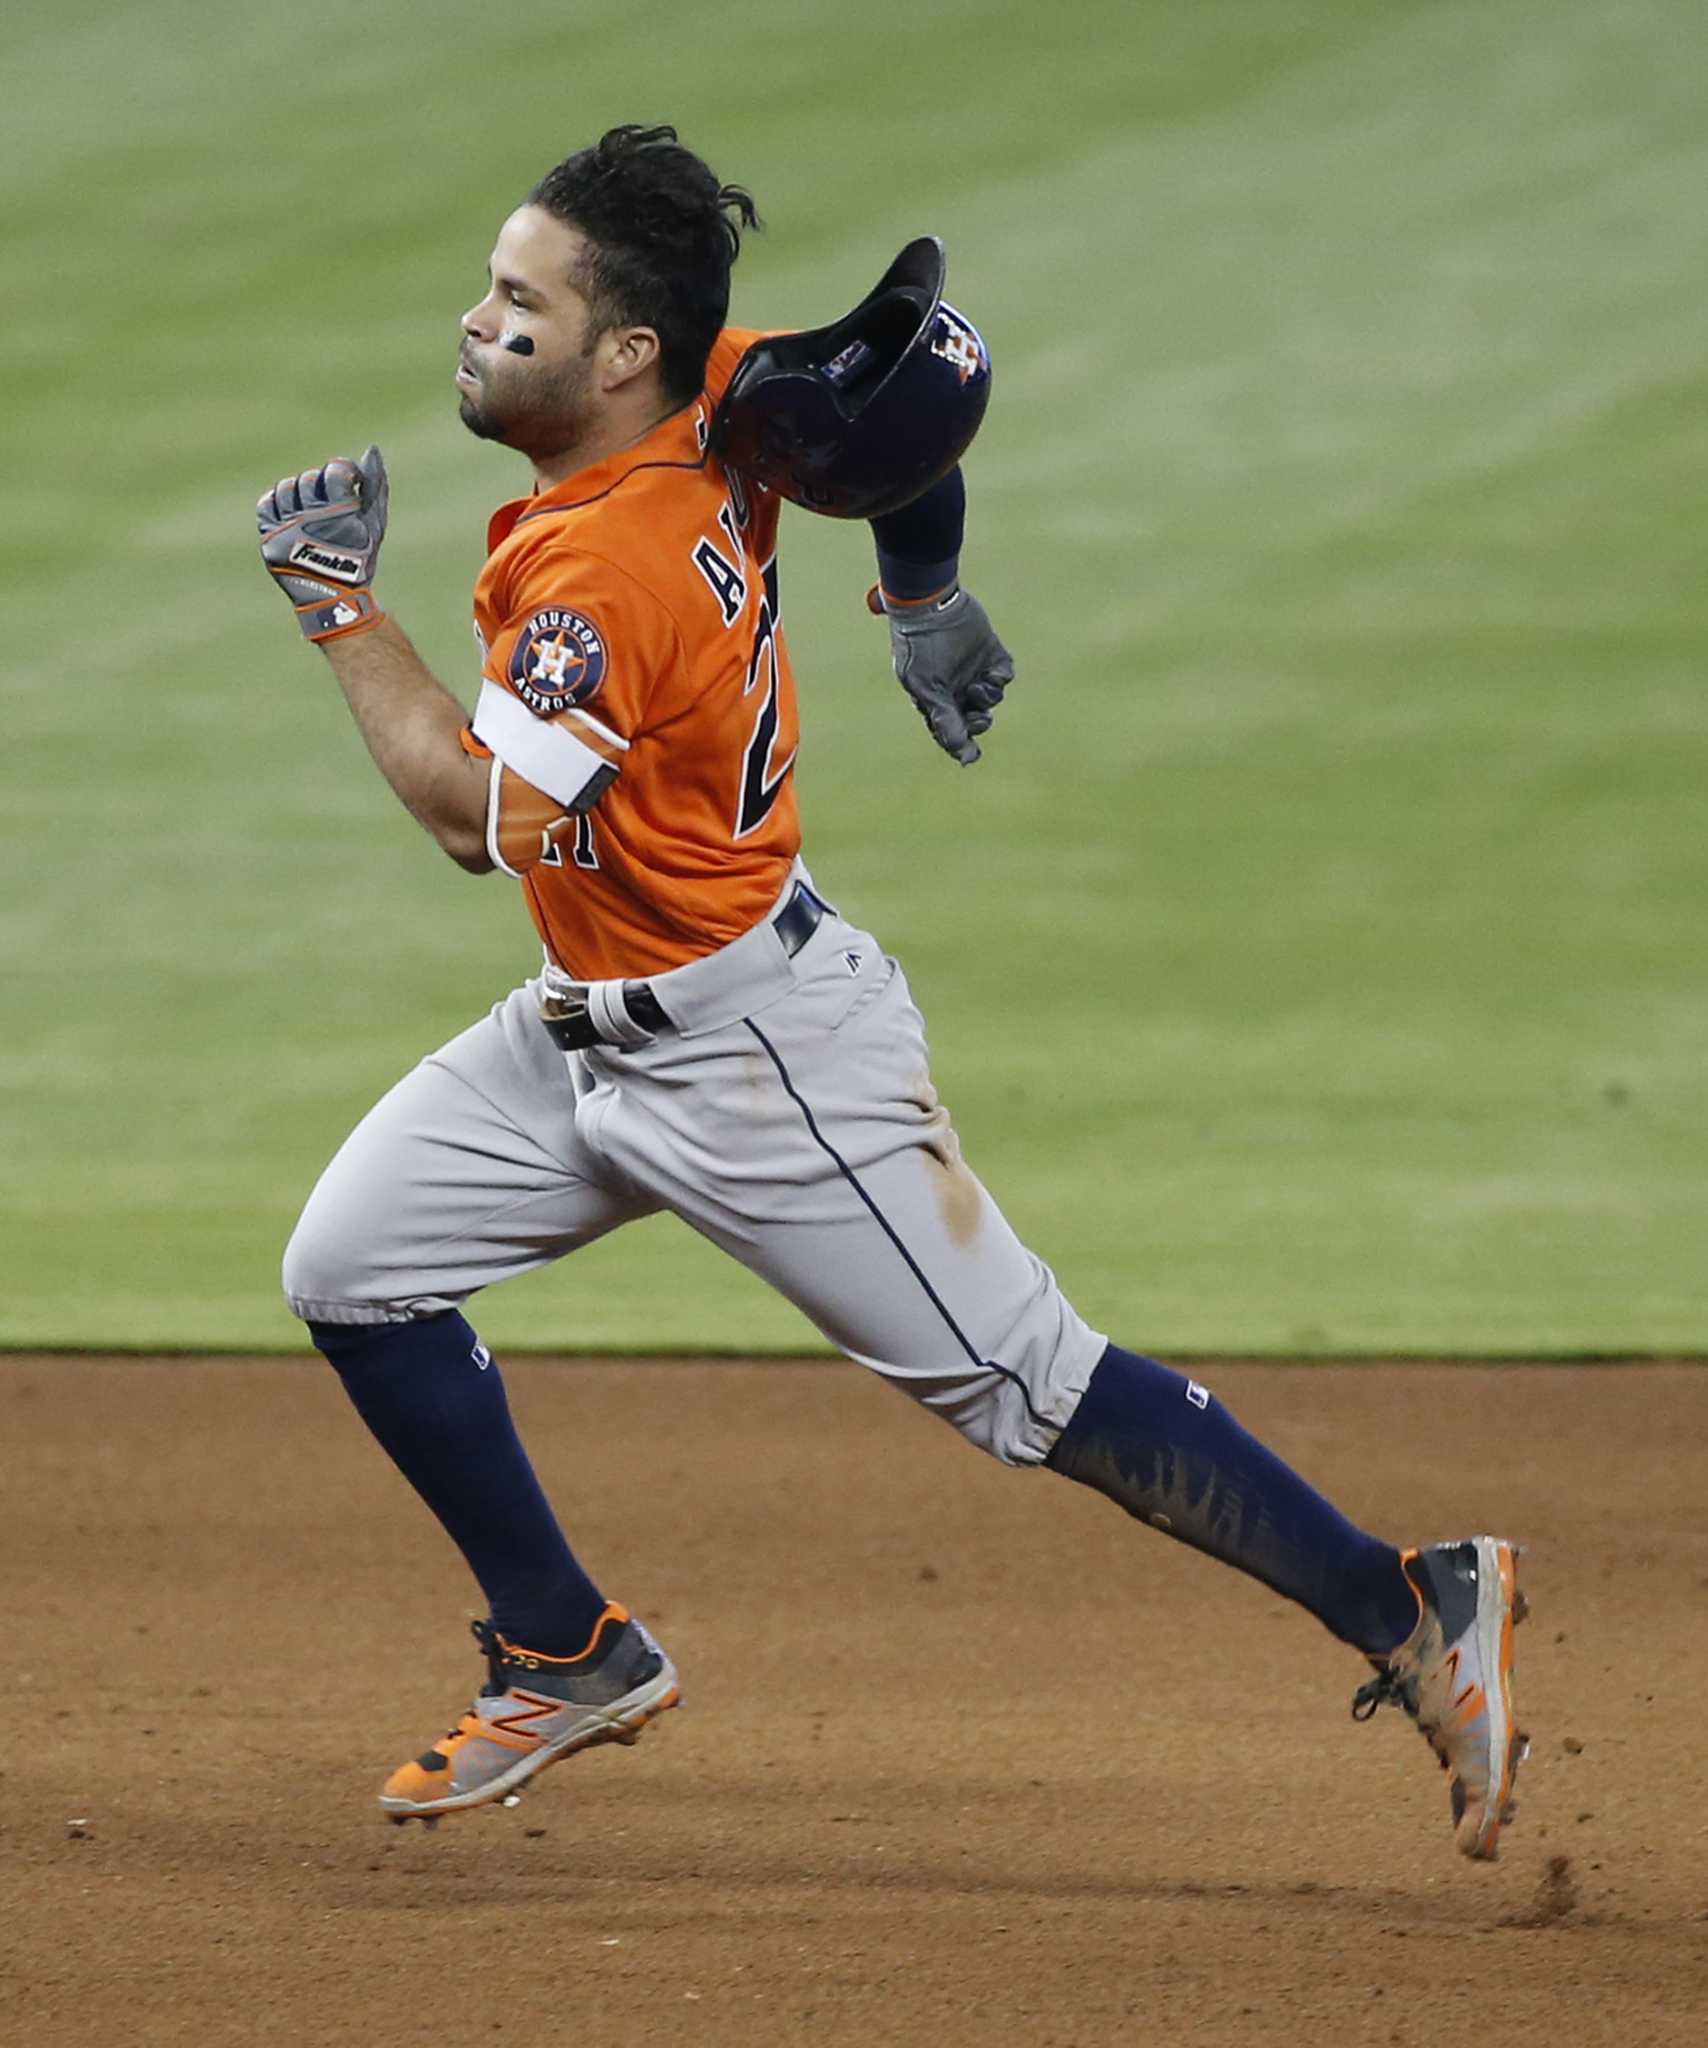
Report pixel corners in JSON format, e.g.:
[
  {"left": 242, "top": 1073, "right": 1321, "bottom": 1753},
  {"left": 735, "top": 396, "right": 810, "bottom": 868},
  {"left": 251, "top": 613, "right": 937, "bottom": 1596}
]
[
  {"left": 692, "top": 506, "right": 795, "bottom": 842},
  {"left": 735, "top": 558, "right": 794, "bottom": 840}
]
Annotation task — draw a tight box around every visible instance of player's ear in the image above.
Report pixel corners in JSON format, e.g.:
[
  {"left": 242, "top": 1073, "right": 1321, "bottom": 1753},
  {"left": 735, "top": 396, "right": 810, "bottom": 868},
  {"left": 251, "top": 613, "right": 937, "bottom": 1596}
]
[{"left": 599, "top": 325, "right": 661, "bottom": 394}]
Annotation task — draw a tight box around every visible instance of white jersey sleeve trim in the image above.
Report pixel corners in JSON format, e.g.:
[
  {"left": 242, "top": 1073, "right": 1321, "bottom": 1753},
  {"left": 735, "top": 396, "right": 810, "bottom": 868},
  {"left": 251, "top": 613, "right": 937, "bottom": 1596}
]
[
  {"left": 483, "top": 752, "right": 526, "bottom": 879},
  {"left": 472, "top": 679, "right": 618, "bottom": 809},
  {"left": 562, "top": 705, "right": 630, "bottom": 754}
]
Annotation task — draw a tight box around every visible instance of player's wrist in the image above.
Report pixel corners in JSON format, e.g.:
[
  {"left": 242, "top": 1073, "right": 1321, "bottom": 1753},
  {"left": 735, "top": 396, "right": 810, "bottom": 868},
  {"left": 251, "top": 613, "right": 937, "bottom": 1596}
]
[
  {"left": 871, "top": 547, "right": 961, "bottom": 608},
  {"left": 864, "top": 579, "right": 960, "bottom": 621},
  {"left": 296, "top": 587, "right": 387, "bottom": 644},
  {"left": 881, "top": 582, "right": 960, "bottom": 616}
]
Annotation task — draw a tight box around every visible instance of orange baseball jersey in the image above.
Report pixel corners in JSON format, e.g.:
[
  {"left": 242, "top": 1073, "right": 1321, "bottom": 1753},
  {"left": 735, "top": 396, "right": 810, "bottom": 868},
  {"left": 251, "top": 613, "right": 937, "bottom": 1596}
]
[{"left": 462, "top": 326, "right": 800, "bottom": 982}]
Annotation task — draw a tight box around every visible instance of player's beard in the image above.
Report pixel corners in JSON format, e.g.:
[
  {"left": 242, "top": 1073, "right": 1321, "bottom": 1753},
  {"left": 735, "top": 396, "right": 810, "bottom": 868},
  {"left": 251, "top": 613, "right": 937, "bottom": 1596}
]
[{"left": 458, "top": 335, "right": 600, "bottom": 464}]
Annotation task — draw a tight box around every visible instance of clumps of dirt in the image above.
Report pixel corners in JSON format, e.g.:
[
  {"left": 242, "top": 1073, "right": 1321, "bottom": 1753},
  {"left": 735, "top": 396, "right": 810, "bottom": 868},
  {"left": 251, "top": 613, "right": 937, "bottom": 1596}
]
[
  {"left": 1537, "top": 1855, "right": 1579, "bottom": 1923},
  {"left": 1503, "top": 1854, "right": 1580, "bottom": 1929}
]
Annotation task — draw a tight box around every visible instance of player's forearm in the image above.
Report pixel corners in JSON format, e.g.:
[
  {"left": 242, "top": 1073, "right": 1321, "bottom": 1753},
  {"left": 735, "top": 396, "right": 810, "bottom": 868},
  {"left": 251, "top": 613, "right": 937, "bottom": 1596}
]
[
  {"left": 869, "top": 465, "right": 964, "bottom": 600},
  {"left": 320, "top": 617, "right": 493, "bottom": 872}
]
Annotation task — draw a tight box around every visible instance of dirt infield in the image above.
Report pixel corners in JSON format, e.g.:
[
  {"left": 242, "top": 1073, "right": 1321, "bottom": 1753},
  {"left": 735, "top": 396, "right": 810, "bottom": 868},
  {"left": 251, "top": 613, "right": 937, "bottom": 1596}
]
[{"left": 4, "top": 1358, "right": 1704, "bottom": 2047}]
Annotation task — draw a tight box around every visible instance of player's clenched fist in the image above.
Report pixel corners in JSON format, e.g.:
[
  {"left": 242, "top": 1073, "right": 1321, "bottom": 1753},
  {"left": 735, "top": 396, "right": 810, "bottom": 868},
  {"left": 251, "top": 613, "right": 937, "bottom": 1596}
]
[
  {"left": 869, "top": 583, "right": 1014, "bottom": 766},
  {"left": 257, "top": 445, "right": 390, "bottom": 643}
]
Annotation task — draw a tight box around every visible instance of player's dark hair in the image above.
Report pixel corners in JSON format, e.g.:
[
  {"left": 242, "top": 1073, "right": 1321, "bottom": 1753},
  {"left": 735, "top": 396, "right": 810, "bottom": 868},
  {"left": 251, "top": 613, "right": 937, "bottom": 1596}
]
[{"left": 530, "top": 125, "right": 760, "bottom": 406}]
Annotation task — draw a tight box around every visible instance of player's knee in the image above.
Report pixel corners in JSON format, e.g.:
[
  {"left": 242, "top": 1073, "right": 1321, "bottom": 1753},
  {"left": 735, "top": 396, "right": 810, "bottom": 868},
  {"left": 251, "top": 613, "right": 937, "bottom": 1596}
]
[
  {"left": 978, "top": 1370, "right": 1076, "bottom": 1466},
  {"left": 939, "top": 1306, "right": 1106, "bottom": 1466},
  {"left": 281, "top": 1217, "right": 338, "bottom": 1322},
  {"left": 960, "top": 1376, "right": 1053, "bottom": 1465},
  {"left": 281, "top": 1211, "right": 383, "bottom": 1325},
  {"left": 282, "top": 1206, "right": 466, "bottom": 1327},
  {"left": 896, "top": 1346, "right": 1097, "bottom": 1468}
]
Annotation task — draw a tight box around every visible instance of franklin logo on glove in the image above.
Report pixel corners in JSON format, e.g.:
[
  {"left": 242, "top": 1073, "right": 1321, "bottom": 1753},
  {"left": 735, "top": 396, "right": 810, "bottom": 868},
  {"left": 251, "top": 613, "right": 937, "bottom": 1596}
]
[{"left": 289, "top": 541, "right": 366, "bottom": 582}]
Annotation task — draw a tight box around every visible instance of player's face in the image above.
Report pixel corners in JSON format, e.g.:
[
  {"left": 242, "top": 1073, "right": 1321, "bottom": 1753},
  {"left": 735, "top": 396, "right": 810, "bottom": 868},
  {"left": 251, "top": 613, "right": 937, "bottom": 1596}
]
[{"left": 456, "top": 207, "right": 605, "bottom": 459}]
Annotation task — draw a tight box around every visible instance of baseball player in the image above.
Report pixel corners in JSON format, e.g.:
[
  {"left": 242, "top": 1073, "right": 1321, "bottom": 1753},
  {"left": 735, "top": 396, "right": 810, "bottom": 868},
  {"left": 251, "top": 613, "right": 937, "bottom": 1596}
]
[{"left": 259, "top": 125, "right": 1526, "bottom": 1857}]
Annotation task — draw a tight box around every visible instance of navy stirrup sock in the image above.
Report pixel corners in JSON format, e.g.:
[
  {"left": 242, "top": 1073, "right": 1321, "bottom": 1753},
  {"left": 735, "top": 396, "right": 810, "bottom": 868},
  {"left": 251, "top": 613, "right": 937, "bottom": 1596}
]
[
  {"left": 1046, "top": 1344, "right": 1419, "bottom": 1655},
  {"left": 310, "top": 1312, "right": 608, "bottom": 1656}
]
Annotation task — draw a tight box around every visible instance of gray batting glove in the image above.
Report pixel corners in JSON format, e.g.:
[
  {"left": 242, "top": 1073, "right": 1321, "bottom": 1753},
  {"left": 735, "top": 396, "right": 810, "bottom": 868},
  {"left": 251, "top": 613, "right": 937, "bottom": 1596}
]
[
  {"left": 870, "top": 583, "right": 1014, "bottom": 765},
  {"left": 257, "top": 444, "right": 389, "bottom": 644}
]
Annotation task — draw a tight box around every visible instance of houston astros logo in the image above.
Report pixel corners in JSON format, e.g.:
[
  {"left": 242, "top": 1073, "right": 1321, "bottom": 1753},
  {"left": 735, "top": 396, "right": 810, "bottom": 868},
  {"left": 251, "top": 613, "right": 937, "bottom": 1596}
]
[
  {"left": 929, "top": 308, "right": 988, "bottom": 387},
  {"left": 509, "top": 607, "right": 607, "bottom": 712}
]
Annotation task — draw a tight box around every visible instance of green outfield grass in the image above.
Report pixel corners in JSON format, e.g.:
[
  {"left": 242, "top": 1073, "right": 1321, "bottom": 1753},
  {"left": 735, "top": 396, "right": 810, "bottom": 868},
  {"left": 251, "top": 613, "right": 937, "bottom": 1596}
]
[{"left": 4, "top": 0, "right": 1704, "bottom": 1352}]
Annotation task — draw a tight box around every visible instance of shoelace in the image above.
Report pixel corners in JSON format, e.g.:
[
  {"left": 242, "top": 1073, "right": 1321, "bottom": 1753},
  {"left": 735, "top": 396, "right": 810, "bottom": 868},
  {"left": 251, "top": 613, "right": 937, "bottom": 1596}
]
[
  {"left": 1350, "top": 1666, "right": 1411, "bottom": 1723},
  {"left": 471, "top": 1618, "right": 510, "bottom": 1697},
  {"left": 1352, "top": 1663, "right": 1457, "bottom": 1786},
  {"left": 429, "top": 1622, "right": 529, "bottom": 1739}
]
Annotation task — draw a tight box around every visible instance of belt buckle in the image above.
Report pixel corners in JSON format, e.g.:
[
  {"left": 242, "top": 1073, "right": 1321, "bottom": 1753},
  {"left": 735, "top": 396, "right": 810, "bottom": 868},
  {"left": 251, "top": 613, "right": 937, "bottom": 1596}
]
[
  {"left": 540, "top": 985, "right": 589, "bottom": 1026},
  {"left": 540, "top": 975, "right": 596, "bottom": 1050}
]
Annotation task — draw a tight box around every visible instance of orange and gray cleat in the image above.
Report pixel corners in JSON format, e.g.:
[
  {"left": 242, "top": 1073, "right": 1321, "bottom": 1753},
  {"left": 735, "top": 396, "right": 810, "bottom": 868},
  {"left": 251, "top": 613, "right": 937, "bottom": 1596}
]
[
  {"left": 1352, "top": 1536, "right": 1529, "bottom": 1860},
  {"left": 381, "top": 1604, "right": 680, "bottom": 1823}
]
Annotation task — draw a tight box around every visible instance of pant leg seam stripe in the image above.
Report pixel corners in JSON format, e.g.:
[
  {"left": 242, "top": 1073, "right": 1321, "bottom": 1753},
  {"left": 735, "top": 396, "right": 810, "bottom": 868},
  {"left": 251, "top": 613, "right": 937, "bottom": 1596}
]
[{"left": 743, "top": 1020, "right": 1051, "bottom": 1433}]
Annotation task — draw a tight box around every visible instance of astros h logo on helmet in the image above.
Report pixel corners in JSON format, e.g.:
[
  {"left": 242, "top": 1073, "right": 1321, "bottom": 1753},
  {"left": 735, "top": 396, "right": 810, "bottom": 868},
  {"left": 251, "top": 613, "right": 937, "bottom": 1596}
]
[
  {"left": 928, "top": 307, "right": 989, "bottom": 388},
  {"left": 510, "top": 607, "right": 608, "bottom": 713}
]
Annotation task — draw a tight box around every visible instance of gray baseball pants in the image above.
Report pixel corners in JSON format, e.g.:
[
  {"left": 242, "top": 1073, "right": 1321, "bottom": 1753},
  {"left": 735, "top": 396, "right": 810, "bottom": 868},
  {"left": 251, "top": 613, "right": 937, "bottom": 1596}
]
[{"left": 283, "top": 872, "right": 1106, "bottom": 1464}]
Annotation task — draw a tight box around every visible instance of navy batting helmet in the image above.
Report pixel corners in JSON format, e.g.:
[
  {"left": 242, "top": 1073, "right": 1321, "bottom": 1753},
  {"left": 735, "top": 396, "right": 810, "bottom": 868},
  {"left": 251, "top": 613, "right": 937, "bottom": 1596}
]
[{"left": 708, "top": 237, "right": 992, "bottom": 520}]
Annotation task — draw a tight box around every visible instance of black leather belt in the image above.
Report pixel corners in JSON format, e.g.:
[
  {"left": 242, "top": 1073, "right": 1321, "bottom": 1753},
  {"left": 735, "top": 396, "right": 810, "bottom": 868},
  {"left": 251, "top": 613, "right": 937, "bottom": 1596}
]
[{"left": 542, "top": 882, "right": 827, "bottom": 1053}]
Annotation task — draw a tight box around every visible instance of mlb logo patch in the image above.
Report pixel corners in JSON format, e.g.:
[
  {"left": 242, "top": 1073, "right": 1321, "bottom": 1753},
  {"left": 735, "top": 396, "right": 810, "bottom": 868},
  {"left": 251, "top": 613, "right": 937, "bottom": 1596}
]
[{"left": 510, "top": 607, "right": 607, "bottom": 713}]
